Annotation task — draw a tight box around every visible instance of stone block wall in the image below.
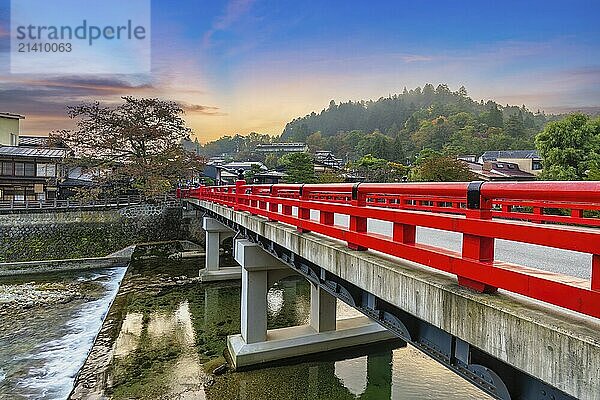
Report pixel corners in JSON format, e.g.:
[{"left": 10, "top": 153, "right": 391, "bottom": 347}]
[{"left": 0, "top": 203, "right": 190, "bottom": 262}]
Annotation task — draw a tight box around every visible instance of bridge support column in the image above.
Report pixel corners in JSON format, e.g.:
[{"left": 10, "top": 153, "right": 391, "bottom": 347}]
[
  {"left": 227, "top": 239, "right": 397, "bottom": 369},
  {"left": 310, "top": 284, "right": 336, "bottom": 333},
  {"left": 199, "top": 217, "right": 241, "bottom": 282},
  {"left": 241, "top": 266, "right": 268, "bottom": 344}
]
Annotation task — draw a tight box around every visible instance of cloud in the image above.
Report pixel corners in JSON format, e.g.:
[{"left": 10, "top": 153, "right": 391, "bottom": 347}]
[
  {"left": 202, "top": 0, "right": 255, "bottom": 48},
  {"left": 400, "top": 54, "right": 434, "bottom": 63},
  {"left": 14, "top": 76, "right": 154, "bottom": 93},
  {"left": 0, "top": 74, "right": 227, "bottom": 135},
  {"left": 0, "top": 76, "right": 157, "bottom": 133},
  {"left": 181, "top": 102, "right": 227, "bottom": 116}
]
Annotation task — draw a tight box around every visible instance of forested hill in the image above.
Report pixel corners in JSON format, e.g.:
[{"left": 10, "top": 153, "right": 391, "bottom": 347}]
[
  {"left": 283, "top": 84, "right": 548, "bottom": 139},
  {"left": 279, "top": 84, "right": 557, "bottom": 160},
  {"left": 197, "top": 84, "right": 564, "bottom": 162}
]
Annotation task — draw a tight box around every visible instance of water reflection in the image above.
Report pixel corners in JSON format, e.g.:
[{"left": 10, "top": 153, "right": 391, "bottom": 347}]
[
  {"left": 335, "top": 356, "right": 368, "bottom": 396},
  {"left": 113, "top": 312, "right": 143, "bottom": 358}
]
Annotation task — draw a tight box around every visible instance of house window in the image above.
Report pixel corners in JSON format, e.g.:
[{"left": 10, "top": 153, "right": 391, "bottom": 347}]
[
  {"left": 14, "top": 162, "right": 25, "bottom": 176},
  {"left": 24, "top": 163, "right": 35, "bottom": 177},
  {"left": 47, "top": 164, "right": 56, "bottom": 177},
  {"left": 37, "top": 163, "right": 57, "bottom": 177},
  {"left": 1, "top": 162, "right": 12, "bottom": 176},
  {"left": 532, "top": 160, "right": 543, "bottom": 170}
]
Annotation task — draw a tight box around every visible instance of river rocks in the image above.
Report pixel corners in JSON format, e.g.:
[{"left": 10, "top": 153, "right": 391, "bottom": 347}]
[
  {"left": 0, "top": 281, "right": 90, "bottom": 314},
  {"left": 212, "top": 363, "right": 228, "bottom": 375}
]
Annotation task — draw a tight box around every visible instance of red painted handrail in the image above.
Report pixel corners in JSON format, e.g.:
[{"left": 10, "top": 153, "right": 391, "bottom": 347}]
[{"left": 179, "top": 181, "right": 600, "bottom": 318}]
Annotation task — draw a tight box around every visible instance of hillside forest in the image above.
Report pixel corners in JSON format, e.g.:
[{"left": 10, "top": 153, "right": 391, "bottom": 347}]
[{"left": 187, "top": 84, "right": 599, "bottom": 182}]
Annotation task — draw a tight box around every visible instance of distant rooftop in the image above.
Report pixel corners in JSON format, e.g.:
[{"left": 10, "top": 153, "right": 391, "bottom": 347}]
[
  {"left": 220, "top": 161, "right": 267, "bottom": 171},
  {"left": 255, "top": 170, "right": 287, "bottom": 178},
  {"left": 19, "top": 135, "right": 50, "bottom": 147},
  {"left": 481, "top": 150, "right": 540, "bottom": 161},
  {"left": 255, "top": 143, "right": 308, "bottom": 152},
  {"left": 0, "top": 112, "right": 25, "bottom": 120},
  {"left": 0, "top": 146, "right": 66, "bottom": 158},
  {"left": 462, "top": 159, "right": 535, "bottom": 180}
]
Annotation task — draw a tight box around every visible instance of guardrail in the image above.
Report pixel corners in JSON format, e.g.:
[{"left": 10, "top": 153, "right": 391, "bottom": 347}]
[
  {"left": 0, "top": 194, "right": 178, "bottom": 213},
  {"left": 179, "top": 181, "right": 600, "bottom": 319}
]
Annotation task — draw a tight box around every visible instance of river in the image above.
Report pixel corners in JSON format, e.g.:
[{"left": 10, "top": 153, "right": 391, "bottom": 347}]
[
  {"left": 0, "top": 256, "right": 492, "bottom": 399},
  {"left": 71, "top": 258, "right": 491, "bottom": 399}
]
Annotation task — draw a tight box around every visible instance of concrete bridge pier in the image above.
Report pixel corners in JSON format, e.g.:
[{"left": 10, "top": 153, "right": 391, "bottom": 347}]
[
  {"left": 227, "top": 239, "right": 397, "bottom": 369},
  {"left": 199, "top": 217, "right": 241, "bottom": 282}
]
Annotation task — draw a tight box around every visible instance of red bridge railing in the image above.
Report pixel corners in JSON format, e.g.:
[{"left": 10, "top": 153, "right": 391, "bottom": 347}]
[{"left": 178, "top": 181, "right": 600, "bottom": 319}]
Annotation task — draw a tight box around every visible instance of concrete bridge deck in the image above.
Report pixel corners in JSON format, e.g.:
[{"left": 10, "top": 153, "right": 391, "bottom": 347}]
[{"left": 189, "top": 198, "right": 600, "bottom": 400}]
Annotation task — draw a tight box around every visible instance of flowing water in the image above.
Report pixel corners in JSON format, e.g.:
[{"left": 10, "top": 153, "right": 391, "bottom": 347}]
[{"left": 0, "top": 267, "right": 126, "bottom": 399}]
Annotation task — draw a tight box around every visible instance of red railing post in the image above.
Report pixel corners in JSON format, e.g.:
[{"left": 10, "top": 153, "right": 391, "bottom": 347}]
[
  {"left": 533, "top": 205, "right": 543, "bottom": 223},
  {"left": 234, "top": 179, "right": 245, "bottom": 211},
  {"left": 459, "top": 182, "right": 497, "bottom": 294},
  {"left": 571, "top": 208, "right": 584, "bottom": 218},
  {"left": 348, "top": 184, "right": 367, "bottom": 251},
  {"left": 320, "top": 210, "right": 334, "bottom": 225},
  {"left": 393, "top": 221, "right": 416, "bottom": 244},
  {"left": 268, "top": 186, "right": 279, "bottom": 221},
  {"left": 282, "top": 188, "right": 293, "bottom": 216},
  {"left": 297, "top": 185, "right": 311, "bottom": 233},
  {"left": 258, "top": 188, "right": 267, "bottom": 210}
]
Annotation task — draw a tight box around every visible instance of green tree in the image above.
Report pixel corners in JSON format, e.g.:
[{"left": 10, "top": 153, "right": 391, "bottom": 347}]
[
  {"left": 306, "top": 131, "right": 325, "bottom": 151},
  {"left": 505, "top": 112, "right": 525, "bottom": 137},
  {"left": 318, "top": 172, "right": 345, "bottom": 183},
  {"left": 351, "top": 154, "right": 409, "bottom": 182},
  {"left": 264, "top": 153, "right": 279, "bottom": 169},
  {"left": 410, "top": 150, "right": 475, "bottom": 182},
  {"left": 535, "top": 114, "right": 600, "bottom": 180},
  {"left": 279, "top": 153, "right": 316, "bottom": 183},
  {"left": 486, "top": 103, "right": 504, "bottom": 128},
  {"left": 244, "top": 164, "right": 263, "bottom": 183},
  {"left": 356, "top": 130, "right": 393, "bottom": 159},
  {"left": 412, "top": 117, "right": 455, "bottom": 151}
]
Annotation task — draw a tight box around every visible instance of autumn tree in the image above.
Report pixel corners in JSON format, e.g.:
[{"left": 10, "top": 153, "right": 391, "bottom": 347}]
[{"left": 51, "top": 97, "right": 204, "bottom": 197}]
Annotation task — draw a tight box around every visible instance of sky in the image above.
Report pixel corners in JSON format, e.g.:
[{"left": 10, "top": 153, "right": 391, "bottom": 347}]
[{"left": 0, "top": 0, "right": 599, "bottom": 142}]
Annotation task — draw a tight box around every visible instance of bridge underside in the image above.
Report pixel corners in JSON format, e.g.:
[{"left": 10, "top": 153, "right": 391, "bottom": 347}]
[{"left": 189, "top": 199, "right": 600, "bottom": 400}]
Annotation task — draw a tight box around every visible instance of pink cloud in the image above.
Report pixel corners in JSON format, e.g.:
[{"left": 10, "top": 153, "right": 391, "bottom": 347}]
[
  {"left": 180, "top": 102, "right": 227, "bottom": 116},
  {"left": 202, "top": 0, "right": 255, "bottom": 47}
]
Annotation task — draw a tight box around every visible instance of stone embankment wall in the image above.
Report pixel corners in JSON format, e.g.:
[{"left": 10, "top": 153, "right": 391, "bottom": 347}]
[{"left": 0, "top": 202, "right": 202, "bottom": 262}]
